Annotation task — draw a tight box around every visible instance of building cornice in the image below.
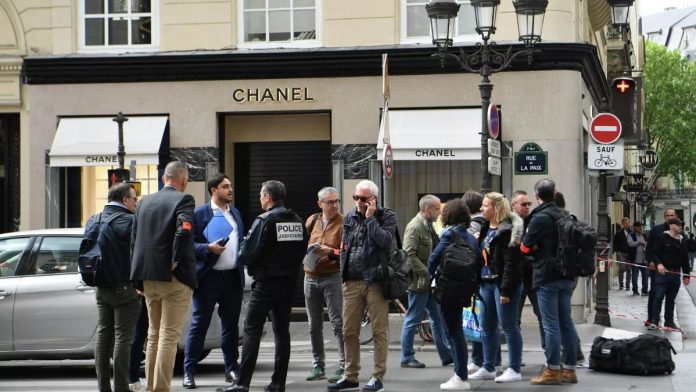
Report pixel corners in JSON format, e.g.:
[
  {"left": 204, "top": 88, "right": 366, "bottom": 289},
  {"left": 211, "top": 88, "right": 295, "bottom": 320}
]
[{"left": 22, "top": 43, "right": 610, "bottom": 107}]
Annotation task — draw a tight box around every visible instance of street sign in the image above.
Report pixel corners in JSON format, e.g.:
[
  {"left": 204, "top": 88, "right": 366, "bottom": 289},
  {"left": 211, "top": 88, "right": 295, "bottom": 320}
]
[
  {"left": 636, "top": 191, "right": 653, "bottom": 207},
  {"left": 488, "top": 156, "right": 501, "bottom": 176},
  {"left": 107, "top": 169, "right": 130, "bottom": 191},
  {"left": 487, "top": 104, "right": 500, "bottom": 140},
  {"left": 514, "top": 142, "right": 548, "bottom": 175},
  {"left": 488, "top": 138, "right": 501, "bottom": 158},
  {"left": 623, "top": 174, "right": 644, "bottom": 192},
  {"left": 382, "top": 143, "right": 393, "bottom": 179},
  {"left": 639, "top": 149, "right": 659, "bottom": 169},
  {"left": 590, "top": 113, "right": 622, "bottom": 144},
  {"left": 588, "top": 141, "right": 624, "bottom": 170}
]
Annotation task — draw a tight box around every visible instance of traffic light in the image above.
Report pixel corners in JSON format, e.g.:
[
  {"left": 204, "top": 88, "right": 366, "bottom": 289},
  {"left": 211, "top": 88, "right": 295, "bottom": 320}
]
[{"left": 610, "top": 77, "right": 636, "bottom": 140}]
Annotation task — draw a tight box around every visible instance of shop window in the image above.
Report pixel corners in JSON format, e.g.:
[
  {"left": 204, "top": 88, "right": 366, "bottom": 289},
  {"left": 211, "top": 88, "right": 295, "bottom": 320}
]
[
  {"left": 80, "top": 164, "right": 160, "bottom": 226},
  {"left": 402, "top": 0, "right": 477, "bottom": 43},
  {"left": 80, "top": 0, "right": 157, "bottom": 51},
  {"left": 680, "top": 26, "right": 696, "bottom": 52},
  {"left": 240, "top": 0, "right": 319, "bottom": 47}
]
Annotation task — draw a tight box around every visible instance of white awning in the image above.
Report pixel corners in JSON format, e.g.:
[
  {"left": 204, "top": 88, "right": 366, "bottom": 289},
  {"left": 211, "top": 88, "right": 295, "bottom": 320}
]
[
  {"left": 377, "top": 109, "right": 482, "bottom": 160},
  {"left": 49, "top": 116, "right": 168, "bottom": 167}
]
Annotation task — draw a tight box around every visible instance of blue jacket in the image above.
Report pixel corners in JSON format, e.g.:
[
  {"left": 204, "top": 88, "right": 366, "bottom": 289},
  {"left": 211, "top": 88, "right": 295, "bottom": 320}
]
[
  {"left": 193, "top": 202, "right": 245, "bottom": 287},
  {"left": 427, "top": 224, "right": 479, "bottom": 277},
  {"left": 340, "top": 206, "right": 396, "bottom": 285}
]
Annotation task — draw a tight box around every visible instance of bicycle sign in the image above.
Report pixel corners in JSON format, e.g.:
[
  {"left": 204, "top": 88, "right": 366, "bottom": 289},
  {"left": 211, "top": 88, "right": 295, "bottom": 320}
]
[{"left": 588, "top": 141, "right": 624, "bottom": 170}]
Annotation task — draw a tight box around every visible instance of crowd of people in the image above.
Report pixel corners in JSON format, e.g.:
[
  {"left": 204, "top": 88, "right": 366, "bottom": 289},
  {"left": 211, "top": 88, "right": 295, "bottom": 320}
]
[{"left": 88, "top": 162, "right": 692, "bottom": 392}]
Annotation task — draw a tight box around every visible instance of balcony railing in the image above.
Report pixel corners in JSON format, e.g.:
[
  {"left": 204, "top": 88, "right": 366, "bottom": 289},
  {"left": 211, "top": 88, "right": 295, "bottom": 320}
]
[{"left": 653, "top": 188, "right": 696, "bottom": 200}]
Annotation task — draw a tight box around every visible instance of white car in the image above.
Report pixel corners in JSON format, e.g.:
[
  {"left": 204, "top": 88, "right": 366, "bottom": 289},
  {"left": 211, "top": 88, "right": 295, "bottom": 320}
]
[{"left": 0, "top": 228, "right": 222, "bottom": 365}]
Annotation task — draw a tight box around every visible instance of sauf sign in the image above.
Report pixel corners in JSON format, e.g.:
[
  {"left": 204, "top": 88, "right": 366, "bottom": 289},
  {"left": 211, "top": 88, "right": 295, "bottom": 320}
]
[{"left": 588, "top": 113, "right": 624, "bottom": 170}]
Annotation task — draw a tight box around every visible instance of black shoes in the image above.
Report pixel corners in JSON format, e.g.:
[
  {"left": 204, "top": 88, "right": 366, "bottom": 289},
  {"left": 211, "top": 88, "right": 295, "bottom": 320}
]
[
  {"left": 216, "top": 385, "right": 248, "bottom": 392},
  {"left": 264, "top": 384, "right": 285, "bottom": 392},
  {"left": 183, "top": 372, "right": 196, "bottom": 389},
  {"left": 442, "top": 359, "right": 454, "bottom": 366},
  {"left": 225, "top": 370, "right": 240, "bottom": 384},
  {"left": 400, "top": 359, "right": 426, "bottom": 368}
]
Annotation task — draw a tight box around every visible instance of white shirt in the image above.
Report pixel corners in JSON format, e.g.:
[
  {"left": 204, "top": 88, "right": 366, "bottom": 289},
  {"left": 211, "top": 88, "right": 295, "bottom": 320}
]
[{"left": 210, "top": 202, "right": 240, "bottom": 270}]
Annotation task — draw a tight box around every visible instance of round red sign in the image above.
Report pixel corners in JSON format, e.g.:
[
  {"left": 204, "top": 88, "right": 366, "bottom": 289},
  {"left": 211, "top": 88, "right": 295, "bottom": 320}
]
[
  {"left": 590, "top": 113, "right": 622, "bottom": 144},
  {"left": 488, "top": 104, "right": 500, "bottom": 140},
  {"left": 383, "top": 144, "right": 393, "bottom": 179}
]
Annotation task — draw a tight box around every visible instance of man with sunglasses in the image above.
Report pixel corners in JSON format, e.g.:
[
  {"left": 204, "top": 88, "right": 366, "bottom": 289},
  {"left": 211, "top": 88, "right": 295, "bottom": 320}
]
[
  {"left": 328, "top": 180, "right": 396, "bottom": 392},
  {"left": 304, "top": 187, "right": 346, "bottom": 383}
]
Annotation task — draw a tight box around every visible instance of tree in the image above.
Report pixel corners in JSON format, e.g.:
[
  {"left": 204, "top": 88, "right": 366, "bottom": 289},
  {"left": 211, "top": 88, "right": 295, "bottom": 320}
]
[{"left": 644, "top": 41, "right": 696, "bottom": 187}]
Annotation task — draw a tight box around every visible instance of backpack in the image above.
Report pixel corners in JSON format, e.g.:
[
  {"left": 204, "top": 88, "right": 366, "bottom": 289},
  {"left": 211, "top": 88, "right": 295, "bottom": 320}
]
[
  {"left": 433, "top": 228, "right": 479, "bottom": 308},
  {"left": 589, "top": 334, "right": 676, "bottom": 375},
  {"left": 78, "top": 211, "right": 128, "bottom": 288},
  {"left": 375, "top": 209, "right": 413, "bottom": 300},
  {"left": 554, "top": 212, "right": 598, "bottom": 278}
]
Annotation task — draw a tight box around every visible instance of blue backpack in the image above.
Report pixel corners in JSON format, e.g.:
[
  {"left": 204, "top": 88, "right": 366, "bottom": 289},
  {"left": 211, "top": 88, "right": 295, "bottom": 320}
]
[{"left": 78, "top": 212, "right": 128, "bottom": 287}]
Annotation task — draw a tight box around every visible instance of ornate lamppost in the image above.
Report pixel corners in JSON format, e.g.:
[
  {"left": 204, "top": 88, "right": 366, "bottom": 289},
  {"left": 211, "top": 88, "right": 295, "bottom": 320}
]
[{"left": 425, "top": 0, "right": 548, "bottom": 194}]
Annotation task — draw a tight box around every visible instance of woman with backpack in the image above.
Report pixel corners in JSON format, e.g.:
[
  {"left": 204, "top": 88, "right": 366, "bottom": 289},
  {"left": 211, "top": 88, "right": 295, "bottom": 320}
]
[
  {"left": 428, "top": 198, "right": 480, "bottom": 391},
  {"left": 468, "top": 192, "right": 525, "bottom": 383}
]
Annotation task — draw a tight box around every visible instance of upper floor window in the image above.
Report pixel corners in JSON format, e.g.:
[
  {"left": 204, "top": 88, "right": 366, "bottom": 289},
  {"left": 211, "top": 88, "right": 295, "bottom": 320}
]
[
  {"left": 680, "top": 26, "right": 696, "bottom": 52},
  {"left": 80, "top": 0, "right": 157, "bottom": 50},
  {"left": 240, "top": 0, "right": 319, "bottom": 47},
  {"left": 403, "top": 0, "right": 477, "bottom": 43}
]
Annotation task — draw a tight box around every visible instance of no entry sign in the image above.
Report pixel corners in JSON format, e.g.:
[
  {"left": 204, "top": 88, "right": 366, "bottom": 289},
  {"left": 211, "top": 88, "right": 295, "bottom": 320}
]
[{"left": 590, "top": 113, "right": 622, "bottom": 144}]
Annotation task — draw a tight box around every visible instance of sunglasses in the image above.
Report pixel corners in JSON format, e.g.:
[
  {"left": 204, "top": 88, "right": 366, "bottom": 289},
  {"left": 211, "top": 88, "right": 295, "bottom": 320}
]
[
  {"left": 322, "top": 199, "right": 341, "bottom": 205},
  {"left": 352, "top": 195, "right": 374, "bottom": 202},
  {"left": 519, "top": 202, "right": 533, "bottom": 207}
]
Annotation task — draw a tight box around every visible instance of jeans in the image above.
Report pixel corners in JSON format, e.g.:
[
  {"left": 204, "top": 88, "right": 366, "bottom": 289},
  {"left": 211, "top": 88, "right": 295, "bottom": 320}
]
[
  {"left": 479, "top": 282, "right": 524, "bottom": 372},
  {"left": 519, "top": 283, "right": 545, "bottom": 349},
  {"left": 185, "top": 269, "right": 243, "bottom": 375},
  {"left": 129, "top": 298, "right": 148, "bottom": 384},
  {"left": 304, "top": 273, "right": 345, "bottom": 369},
  {"left": 441, "top": 305, "right": 468, "bottom": 380},
  {"left": 537, "top": 279, "right": 577, "bottom": 370},
  {"left": 470, "top": 340, "right": 500, "bottom": 367},
  {"left": 238, "top": 277, "right": 295, "bottom": 388},
  {"left": 652, "top": 273, "right": 681, "bottom": 324},
  {"left": 647, "top": 269, "right": 656, "bottom": 321},
  {"left": 342, "top": 280, "right": 389, "bottom": 382},
  {"left": 95, "top": 285, "right": 141, "bottom": 392},
  {"left": 143, "top": 278, "right": 193, "bottom": 392},
  {"left": 400, "top": 290, "right": 452, "bottom": 364},
  {"left": 617, "top": 252, "right": 632, "bottom": 289},
  {"left": 632, "top": 265, "right": 649, "bottom": 293}
]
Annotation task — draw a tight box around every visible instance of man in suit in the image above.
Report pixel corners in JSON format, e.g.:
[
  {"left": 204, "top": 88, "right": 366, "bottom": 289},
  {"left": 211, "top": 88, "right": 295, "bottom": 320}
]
[
  {"left": 183, "top": 173, "right": 245, "bottom": 389},
  {"left": 131, "top": 160, "right": 196, "bottom": 392}
]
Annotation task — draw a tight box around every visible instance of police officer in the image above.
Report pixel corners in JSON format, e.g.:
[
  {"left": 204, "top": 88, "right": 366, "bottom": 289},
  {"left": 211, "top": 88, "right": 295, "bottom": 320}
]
[{"left": 219, "top": 180, "right": 307, "bottom": 392}]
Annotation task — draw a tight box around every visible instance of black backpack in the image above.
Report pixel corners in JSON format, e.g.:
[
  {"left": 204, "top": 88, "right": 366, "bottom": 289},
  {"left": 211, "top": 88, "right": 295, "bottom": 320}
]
[
  {"left": 433, "top": 227, "right": 479, "bottom": 308},
  {"left": 554, "top": 212, "right": 598, "bottom": 278},
  {"left": 377, "top": 223, "right": 412, "bottom": 300},
  {"left": 78, "top": 212, "right": 128, "bottom": 288},
  {"left": 589, "top": 334, "right": 676, "bottom": 375}
]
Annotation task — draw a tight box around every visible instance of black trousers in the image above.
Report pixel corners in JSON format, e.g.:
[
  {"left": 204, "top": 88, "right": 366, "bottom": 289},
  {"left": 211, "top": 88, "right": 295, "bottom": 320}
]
[
  {"left": 238, "top": 276, "right": 296, "bottom": 388},
  {"left": 647, "top": 269, "right": 656, "bottom": 321}
]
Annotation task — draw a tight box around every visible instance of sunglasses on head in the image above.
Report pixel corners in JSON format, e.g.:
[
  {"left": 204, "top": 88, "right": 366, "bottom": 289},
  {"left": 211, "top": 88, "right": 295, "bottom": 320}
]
[{"left": 352, "top": 195, "right": 374, "bottom": 202}]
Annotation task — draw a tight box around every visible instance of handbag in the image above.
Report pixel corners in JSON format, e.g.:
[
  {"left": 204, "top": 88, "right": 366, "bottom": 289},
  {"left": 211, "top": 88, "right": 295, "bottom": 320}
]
[
  {"left": 462, "top": 298, "right": 482, "bottom": 343},
  {"left": 377, "top": 224, "right": 413, "bottom": 300}
]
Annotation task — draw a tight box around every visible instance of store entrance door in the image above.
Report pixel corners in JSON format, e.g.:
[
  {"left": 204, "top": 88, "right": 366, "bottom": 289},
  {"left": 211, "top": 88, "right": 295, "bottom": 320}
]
[{"left": 0, "top": 114, "right": 20, "bottom": 233}]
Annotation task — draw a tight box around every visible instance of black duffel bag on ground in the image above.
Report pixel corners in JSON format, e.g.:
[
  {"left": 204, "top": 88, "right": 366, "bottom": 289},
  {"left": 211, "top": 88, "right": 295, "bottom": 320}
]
[{"left": 589, "top": 334, "right": 676, "bottom": 375}]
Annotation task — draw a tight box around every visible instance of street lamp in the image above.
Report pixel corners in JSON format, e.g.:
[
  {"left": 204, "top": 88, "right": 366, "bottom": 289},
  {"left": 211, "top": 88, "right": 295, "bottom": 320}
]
[
  {"left": 426, "top": 0, "right": 548, "bottom": 194},
  {"left": 607, "top": 0, "right": 634, "bottom": 28},
  {"left": 113, "top": 112, "right": 128, "bottom": 170}
]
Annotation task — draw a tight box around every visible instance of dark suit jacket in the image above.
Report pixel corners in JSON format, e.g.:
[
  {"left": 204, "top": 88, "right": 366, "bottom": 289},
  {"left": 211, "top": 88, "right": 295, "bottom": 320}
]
[
  {"left": 130, "top": 185, "right": 196, "bottom": 289},
  {"left": 193, "top": 202, "right": 245, "bottom": 287}
]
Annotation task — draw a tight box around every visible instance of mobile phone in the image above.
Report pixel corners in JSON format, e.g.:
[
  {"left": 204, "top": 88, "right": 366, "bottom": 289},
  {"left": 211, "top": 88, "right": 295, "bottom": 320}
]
[{"left": 218, "top": 237, "right": 230, "bottom": 246}]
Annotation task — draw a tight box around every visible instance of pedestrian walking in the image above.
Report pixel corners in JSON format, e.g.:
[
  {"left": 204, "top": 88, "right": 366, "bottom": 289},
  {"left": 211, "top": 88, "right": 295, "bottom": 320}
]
[
  {"left": 428, "top": 198, "right": 479, "bottom": 391},
  {"left": 400, "top": 195, "right": 453, "bottom": 369},
  {"left": 303, "top": 187, "right": 345, "bottom": 383},
  {"left": 327, "top": 180, "right": 395, "bottom": 392},
  {"left": 220, "top": 180, "right": 307, "bottom": 392},
  {"left": 130, "top": 161, "right": 196, "bottom": 392},
  {"left": 627, "top": 221, "right": 648, "bottom": 295},
  {"left": 613, "top": 217, "right": 633, "bottom": 291},
  {"left": 468, "top": 193, "right": 524, "bottom": 383},
  {"left": 521, "top": 179, "right": 579, "bottom": 385},
  {"left": 645, "top": 208, "right": 677, "bottom": 328},
  {"left": 86, "top": 182, "right": 141, "bottom": 392},
  {"left": 183, "top": 173, "right": 245, "bottom": 389}
]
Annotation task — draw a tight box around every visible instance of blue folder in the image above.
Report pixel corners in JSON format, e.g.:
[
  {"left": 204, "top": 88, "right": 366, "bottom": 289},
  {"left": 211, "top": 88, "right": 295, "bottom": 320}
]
[{"left": 203, "top": 210, "right": 234, "bottom": 243}]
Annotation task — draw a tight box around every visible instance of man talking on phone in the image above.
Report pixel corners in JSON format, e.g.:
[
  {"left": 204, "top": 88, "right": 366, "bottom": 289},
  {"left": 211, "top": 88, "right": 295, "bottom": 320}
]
[
  {"left": 328, "top": 180, "right": 396, "bottom": 392},
  {"left": 183, "top": 173, "right": 245, "bottom": 389}
]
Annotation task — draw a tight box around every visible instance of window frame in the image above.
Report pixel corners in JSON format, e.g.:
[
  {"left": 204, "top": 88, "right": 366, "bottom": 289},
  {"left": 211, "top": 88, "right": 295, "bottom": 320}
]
[
  {"left": 679, "top": 26, "right": 696, "bottom": 52},
  {"left": 401, "top": 0, "right": 479, "bottom": 45},
  {"left": 78, "top": 0, "right": 160, "bottom": 53},
  {"left": 237, "top": 0, "right": 322, "bottom": 49}
]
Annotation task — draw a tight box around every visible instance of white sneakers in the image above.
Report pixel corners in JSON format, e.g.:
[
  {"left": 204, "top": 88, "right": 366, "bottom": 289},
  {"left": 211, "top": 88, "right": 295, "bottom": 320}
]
[
  {"left": 466, "top": 363, "right": 480, "bottom": 373},
  {"left": 495, "top": 368, "right": 523, "bottom": 383},
  {"left": 129, "top": 378, "right": 146, "bottom": 391},
  {"left": 440, "top": 374, "right": 471, "bottom": 390},
  {"left": 468, "top": 367, "right": 496, "bottom": 380}
]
